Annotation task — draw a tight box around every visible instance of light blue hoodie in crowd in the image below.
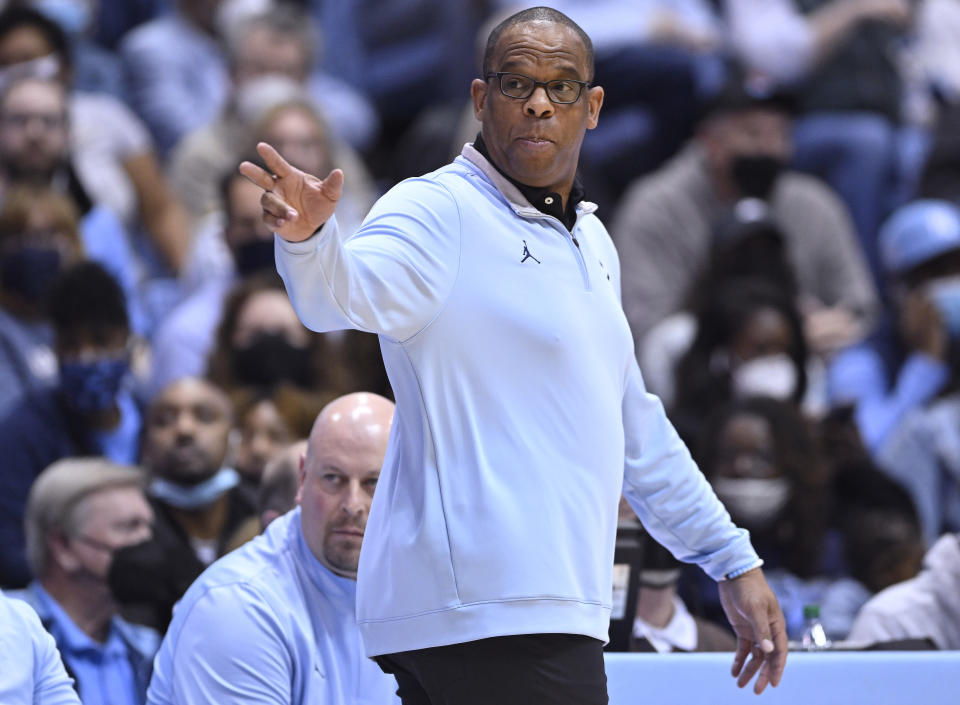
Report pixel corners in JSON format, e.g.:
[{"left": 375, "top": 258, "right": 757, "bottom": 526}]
[{"left": 276, "top": 144, "right": 760, "bottom": 657}]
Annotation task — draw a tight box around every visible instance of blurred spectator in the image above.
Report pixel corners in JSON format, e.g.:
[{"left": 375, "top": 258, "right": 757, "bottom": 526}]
[
  {"left": 0, "top": 6, "right": 192, "bottom": 275},
  {"left": 722, "top": 0, "right": 917, "bottom": 283},
  {"left": 0, "top": 74, "right": 149, "bottom": 331},
  {"left": 228, "top": 385, "right": 322, "bottom": 494},
  {"left": 829, "top": 199, "right": 959, "bottom": 455},
  {"left": 258, "top": 438, "right": 305, "bottom": 528},
  {"left": 611, "top": 73, "right": 877, "bottom": 346},
  {"left": 0, "top": 262, "right": 139, "bottom": 588},
  {"left": 149, "top": 170, "right": 273, "bottom": 393},
  {"left": 224, "top": 436, "right": 307, "bottom": 552},
  {"left": 119, "top": 0, "right": 228, "bottom": 155},
  {"left": 817, "top": 451, "right": 925, "bottom": 638},
  {"left": 671, "top": 279, "right": 811, "bottom": 442},
  {"left": 0, "top": 588, "right": 81, "bottom": 705},
  {"left": 629, "top": 536, "right": 737, "bottom": 653},
  {"left": 206, "top": 273, "right": 389, "bottom": 399},
  {"left": 309, "top": 0, "right": 480, "bottom": 145},
  {"left": 206, "top": 274, "right": 324, "bottom": 392},
  {"left": 640, "top": 207, "right": 832, "bottom": 411},
  {"left": 874, "top": 243, "right": 960, "bottom": 542},
  {"left": 690, "top": 397, "right": 834, "bottom": 639},
  {"left": 108, "top": 377, "right": 254, "bottom": 630},
  {"left": 848, "top": 531, "right": 960, "bottom": 648},
  {"left": 168, "top": 6, "right": 375, "bottom": 217},
  {"left": 10, "top": 459, "right": 159, "bottom": 705},
  {"left": 0, "top": 186, "right": 82, "bottom": 416},
  {"left": 174, "top": 85, "right": 374, "bottom": 241},
  {"left": 147, "top": 393, "right": 398, "bottom": 705},
  {"left": 91, "top": 0, "right": 169, "bottom": 51},
  {"left": 27, "top": 0, "right": 126, "bottom": 99}
]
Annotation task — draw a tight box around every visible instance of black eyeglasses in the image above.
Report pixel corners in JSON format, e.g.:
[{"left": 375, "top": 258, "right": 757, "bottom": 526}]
[{"left": 485, "top": 72, "right": 591, "bottom": 104}]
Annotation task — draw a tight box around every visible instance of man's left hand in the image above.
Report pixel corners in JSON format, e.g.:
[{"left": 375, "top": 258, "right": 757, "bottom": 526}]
[{"left": 718, "top": 568, "right": 788, "bottom": 694}]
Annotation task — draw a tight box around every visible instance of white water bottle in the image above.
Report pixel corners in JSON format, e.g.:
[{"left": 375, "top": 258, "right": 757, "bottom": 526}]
[{"left": 800, "top": 604, "right": 831, "bottom": 651}]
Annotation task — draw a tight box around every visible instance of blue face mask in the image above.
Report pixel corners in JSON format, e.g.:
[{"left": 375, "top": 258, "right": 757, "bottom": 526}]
[
  {"left": 0, "top": 247, "right": 61, "bottom": 303},
  {"left": 31, "top": 0, "right": 92, "bottom": 37},
  {"left": 925, "top": 276, "right": 960, "bottom": 338},
  {"left": 59, "top": 357, "right": 128, "bottom": 413},
  {"left": 149, "top": 467, "right": 241, "bottom": 510}
]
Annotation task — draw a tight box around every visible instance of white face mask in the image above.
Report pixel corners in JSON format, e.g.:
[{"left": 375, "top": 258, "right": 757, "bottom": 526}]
[
  {"left": 712, "top": 476, "right": 790, "bottom": 530},
  {"left": 731, "top": 353, "right": 797, "bottom": 401}
]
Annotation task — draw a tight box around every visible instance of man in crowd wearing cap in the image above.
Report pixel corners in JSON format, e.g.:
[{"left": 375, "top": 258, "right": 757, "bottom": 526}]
[
  {"left": 830, "top": 200, "right": 960, "bottom": 459},
  {"left": 147, "top": 393, "right": 398, "bottom": 705},
  {"left": 9, "top": 458, "right": 159, "bottom": 705},
  {"left": 852, "top": 200, "right": 960, "bottom": 542},
  {"left": 611, "top": 70, "right": 877, "bottom": 351}
]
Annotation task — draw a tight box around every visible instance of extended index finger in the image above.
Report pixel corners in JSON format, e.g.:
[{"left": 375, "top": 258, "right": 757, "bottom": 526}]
[
  {"left": 238, "top": 160, "right": 275, "bottom": 192},
  {"left": 257, "top": 141, "right": 295, "bottom": 178}
]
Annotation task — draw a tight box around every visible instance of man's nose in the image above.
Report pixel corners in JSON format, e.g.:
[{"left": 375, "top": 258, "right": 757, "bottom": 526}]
[
  {"left": 524, "top": 86, "right": 555, "bottom": 118},
  {"left": 173, "top": 412, "right": 197, "bottom": 438},
  {"left": 340, "top": 480, "right": 368, "bottom": 517}
]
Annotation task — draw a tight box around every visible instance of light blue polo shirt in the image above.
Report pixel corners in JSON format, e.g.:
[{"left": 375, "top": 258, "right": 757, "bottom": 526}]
[{"left": 27, "top": 583, "right": 143, "bottom": 705}]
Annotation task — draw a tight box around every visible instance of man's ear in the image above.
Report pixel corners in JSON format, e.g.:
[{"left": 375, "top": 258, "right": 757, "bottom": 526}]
[
  {"left": 49, "top": 530, "right": 81, "bottom": 573},
  {"left": 471, "top": 78, "right": 489, "bottom": 122},
  {"left": 294, "top": 459, "right": 306, "bottom": 506},
  {"left": 586, "top": 85, "right": 604, "bottom": 130}
]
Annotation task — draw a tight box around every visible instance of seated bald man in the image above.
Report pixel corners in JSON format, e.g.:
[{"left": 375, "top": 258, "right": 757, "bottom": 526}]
[{"left": 147, "top": 393, "right": 399, "bottom": 705}]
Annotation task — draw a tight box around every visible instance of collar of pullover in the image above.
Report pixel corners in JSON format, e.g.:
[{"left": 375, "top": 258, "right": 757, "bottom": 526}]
[{"left": 471, "top": 133, "right": 587, "bottom": 231}]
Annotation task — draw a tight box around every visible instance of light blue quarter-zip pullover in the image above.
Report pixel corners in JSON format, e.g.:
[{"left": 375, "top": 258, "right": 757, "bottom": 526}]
[{"left": 276, "top": 144, "right": 760, "bottom": 657}]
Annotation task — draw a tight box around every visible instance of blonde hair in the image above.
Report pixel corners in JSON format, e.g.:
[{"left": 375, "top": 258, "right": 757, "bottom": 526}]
[{"left": 25, "top": 457, "right": 144, "bottom": 577}]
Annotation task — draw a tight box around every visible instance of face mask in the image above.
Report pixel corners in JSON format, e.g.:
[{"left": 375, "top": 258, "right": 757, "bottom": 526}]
[
  {"left": 59, "top": 357, "right": 128, "bottom": 413},
  {"left": 0, "top": 54, "right": 61, "bottom": 95},
  {"left": 731, "top": 155, "right": 784, "bottom": 200},
  {"left": 150, "top": 467, "right": 240, "bottom": 510},
  {"left": 231, "top": 332, "right": 314, "bottom": 388},
  {"left": 233, "top": 238, "right": 275, "bottom": 276},
  {"left": 924, "top": 276, "right": 960, "bottom": 338},
  {"left": 731, "top": 353, "right": 797, "bottom": 401},
  {"left": 713, "top": 476, "right": 790, "bottom": 530},
  {"left": 32, "top": 0, "right": 93, "bottom": 36},
  {"left": 0, "top": 247, "right": 61, "bottom": 303}
]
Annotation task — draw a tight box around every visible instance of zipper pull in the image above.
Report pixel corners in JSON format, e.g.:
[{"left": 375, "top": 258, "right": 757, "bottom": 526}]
[{"left": 572, "top": 236, "right": 580, "bottom": 248}]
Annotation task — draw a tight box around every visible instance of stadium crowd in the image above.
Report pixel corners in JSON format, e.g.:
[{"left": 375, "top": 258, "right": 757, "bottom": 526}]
[{"left": 1, "top": 0, "right": 959, "bottom": 703}]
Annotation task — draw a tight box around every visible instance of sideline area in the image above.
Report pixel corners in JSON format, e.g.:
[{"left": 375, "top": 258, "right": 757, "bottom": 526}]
[{"left": 605, "top": 651, "right": 960, "bottom": 704}]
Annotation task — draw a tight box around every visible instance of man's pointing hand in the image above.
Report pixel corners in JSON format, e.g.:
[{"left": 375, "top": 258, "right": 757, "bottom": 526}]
[{"left": 239, "top": 141, "right": 343, "bottom": 243}]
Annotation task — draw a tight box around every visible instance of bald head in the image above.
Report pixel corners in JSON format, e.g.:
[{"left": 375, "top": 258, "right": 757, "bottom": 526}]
[
  {"left": 308, "top": 392, "right": 393, "bottom": 462},
  {"left": 144, "top": 378, "right": 233, "bottom": 484},
  {"left": 298, "top": 393, "right": 393, "bottom": 578}
]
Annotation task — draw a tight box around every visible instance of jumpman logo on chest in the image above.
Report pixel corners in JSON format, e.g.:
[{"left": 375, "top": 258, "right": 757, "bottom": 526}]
[{"left": 520, "top": 240, "right": 541, "bottom": 264}]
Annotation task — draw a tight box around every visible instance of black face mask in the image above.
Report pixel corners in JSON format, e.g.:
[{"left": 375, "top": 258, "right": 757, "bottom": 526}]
[
  {"left": 233, "top": 239, "right": 276, "bottom": 277},
  {"left": 230, "top": 332, "right": 314, "bottom": 388},
  {"left": 0, "top": 247, "right": 61, "bottom": 303},
  {"left": 730, "top": 155, "right": 785, "bottom": 200}
]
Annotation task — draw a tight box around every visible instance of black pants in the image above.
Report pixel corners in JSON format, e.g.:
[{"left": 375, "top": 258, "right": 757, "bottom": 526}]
[{"left": 375, "top": 634, "right": 609, "bottom": 705}]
